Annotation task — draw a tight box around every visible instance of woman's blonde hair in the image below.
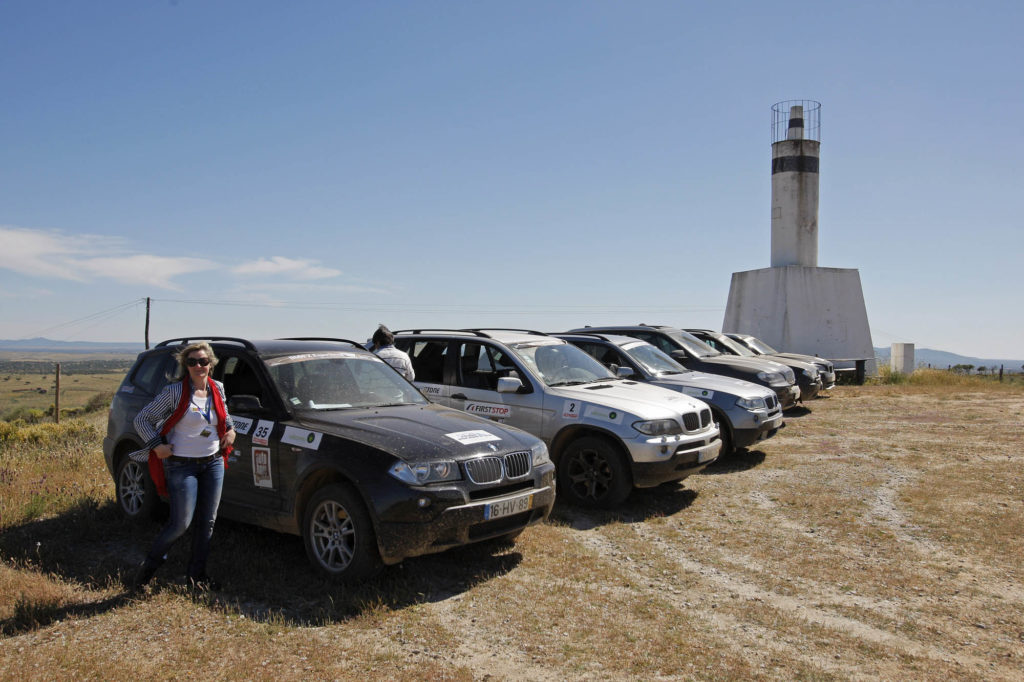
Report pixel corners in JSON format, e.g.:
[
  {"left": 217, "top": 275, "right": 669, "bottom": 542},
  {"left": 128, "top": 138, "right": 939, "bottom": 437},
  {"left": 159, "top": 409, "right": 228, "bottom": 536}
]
[{"left": 172, "top": 341, "right": 219, "bottom": 380}]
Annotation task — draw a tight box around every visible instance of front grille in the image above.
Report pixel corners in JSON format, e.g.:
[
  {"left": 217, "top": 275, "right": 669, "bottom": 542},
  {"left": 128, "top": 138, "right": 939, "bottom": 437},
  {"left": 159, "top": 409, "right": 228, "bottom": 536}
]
[
  {"left": 465, "top": 457, "right": 502, "bottom": 483},
  {"left": 504, "top": 450, "right": 531, "bottom": 478},
  {"left": 464, "top": 451, "right": 533, "bottom": 484},
  {"left": 765, "top": 394, "right": 778, "bottom": 409},
  {"left": 682, "top": 408, "right": 713, "bottom": 432}
]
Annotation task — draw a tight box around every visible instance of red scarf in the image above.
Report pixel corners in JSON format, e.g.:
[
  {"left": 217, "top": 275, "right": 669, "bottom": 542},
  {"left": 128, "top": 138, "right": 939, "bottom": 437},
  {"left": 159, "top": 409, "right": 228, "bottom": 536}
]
[{"left": 148, "top": 377, "right": 232, "bottom": 496}]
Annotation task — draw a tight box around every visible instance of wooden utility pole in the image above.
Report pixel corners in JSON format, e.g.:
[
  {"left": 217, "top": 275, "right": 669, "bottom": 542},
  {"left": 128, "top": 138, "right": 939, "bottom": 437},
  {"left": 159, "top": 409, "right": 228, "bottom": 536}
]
[
  {"left": 145, "top": 297, "right": 151, "bottom": 349},
  {"left": 54, "top": 363, "right": 61, "bottom": 424}
]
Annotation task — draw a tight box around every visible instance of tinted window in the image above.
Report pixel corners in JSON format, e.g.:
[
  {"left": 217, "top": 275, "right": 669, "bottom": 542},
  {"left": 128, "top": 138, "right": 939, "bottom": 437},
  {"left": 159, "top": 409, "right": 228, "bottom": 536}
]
[
  {"left": 131, "top": 353, "right": 176, "bottom": 394},
  {"left": 455, "top": 342, "right": 521, "bottom": 390},
  {"left": 218, "top": 355, "right": 267, "bottom": 405},
  {"left": 400, "top": 339, "right": 447, "bottom": 384}
]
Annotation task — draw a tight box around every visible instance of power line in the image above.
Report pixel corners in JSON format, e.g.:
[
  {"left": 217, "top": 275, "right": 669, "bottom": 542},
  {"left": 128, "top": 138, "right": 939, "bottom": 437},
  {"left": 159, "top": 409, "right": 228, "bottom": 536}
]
[{"left": 29, "top": 298, "right": 145, "bottom": 339}]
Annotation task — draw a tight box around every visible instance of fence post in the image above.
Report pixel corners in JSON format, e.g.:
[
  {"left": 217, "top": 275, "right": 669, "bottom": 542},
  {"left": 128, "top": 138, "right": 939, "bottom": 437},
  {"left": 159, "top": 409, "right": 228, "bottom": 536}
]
[{"left": 54, "top": 363, "right": 61, "bottom": 424}]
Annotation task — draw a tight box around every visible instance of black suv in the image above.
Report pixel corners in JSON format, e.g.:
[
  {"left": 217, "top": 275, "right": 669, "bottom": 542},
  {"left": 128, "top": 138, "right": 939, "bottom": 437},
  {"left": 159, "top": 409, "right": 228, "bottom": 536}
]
[
  {"left": 568, "top": 325, "right": 801, "bottom": 410},
  {"left": 685, "top": 329, "right": 822, "bottom": 401},
  {"left": 103, "top": 337, "right": 555, "bottom": 581}
]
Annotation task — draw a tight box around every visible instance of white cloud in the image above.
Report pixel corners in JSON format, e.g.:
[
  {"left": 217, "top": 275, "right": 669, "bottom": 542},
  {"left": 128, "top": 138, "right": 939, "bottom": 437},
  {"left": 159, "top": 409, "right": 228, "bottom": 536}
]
[
  {"left": 231, "top": 256, "right": 341, "bottom": 280},
  {"left": 78, "top": 255, "right": 218, "bottom": 290},
  {"left": 0, "top": 225, "right": 217, "bottom": 290}
]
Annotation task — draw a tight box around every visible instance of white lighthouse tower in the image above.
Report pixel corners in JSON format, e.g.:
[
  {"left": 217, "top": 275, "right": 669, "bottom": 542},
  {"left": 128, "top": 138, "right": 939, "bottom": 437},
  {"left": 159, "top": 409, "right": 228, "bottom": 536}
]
[{"left": 723, "top": 101, "right": 874, "bottom": 372}]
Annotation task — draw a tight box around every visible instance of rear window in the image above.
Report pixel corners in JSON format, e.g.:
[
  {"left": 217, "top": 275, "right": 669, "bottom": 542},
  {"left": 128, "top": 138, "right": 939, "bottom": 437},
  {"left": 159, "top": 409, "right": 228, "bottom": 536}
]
[{"left": 130, "top": 353, "right": 176, "bottom": 395}]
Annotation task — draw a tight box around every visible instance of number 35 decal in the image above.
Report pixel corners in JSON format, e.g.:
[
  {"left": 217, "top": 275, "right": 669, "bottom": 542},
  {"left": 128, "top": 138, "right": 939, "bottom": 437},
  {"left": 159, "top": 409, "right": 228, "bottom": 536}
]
[{"left": 252, "top": 420, "right": 274, "bottom": 446}]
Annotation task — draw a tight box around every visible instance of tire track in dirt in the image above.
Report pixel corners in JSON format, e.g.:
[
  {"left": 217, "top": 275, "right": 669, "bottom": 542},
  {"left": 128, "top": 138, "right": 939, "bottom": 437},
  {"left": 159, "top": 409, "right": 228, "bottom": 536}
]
[{"left": 563, "top": 511, "right": 1021, "bottom": 681}]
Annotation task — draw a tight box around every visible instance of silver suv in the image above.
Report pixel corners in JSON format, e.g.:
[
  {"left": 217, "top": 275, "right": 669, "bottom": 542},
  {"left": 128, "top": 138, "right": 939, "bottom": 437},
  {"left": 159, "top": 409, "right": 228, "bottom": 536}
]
[
  {"left": 556, "top": 333, "right": 783, "bottom": 454},
  {"left": 393, "top": 329, "right": 722, "bottom": 508}
]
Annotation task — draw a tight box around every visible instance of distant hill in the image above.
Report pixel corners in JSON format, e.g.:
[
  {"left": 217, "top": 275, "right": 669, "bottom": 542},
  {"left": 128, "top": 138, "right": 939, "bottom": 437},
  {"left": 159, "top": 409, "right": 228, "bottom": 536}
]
[
  {"left": 873, "top": 346, "right": 1024, "bottom": 371},
  {"left": 0, "top": 337, "right": 144, "bottom": 354}
]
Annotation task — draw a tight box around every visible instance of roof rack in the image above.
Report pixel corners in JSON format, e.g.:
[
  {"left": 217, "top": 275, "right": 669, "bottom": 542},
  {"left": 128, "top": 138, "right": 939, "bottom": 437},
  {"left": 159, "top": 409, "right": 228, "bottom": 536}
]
[
  {"left": 155, "top": 337, "right": 256, "bottom": 351},
  {"left": 552, "top": 331, "right": 614, "bottom": 342},
  {"left": 465, "top": 328, "right": 550, "bottom": 337},
  {"left": 392, "top": 329, "right": 492, "bottom": 338},
  {"left": 278, "top": 337, "right": 366, "bottom": 348}
]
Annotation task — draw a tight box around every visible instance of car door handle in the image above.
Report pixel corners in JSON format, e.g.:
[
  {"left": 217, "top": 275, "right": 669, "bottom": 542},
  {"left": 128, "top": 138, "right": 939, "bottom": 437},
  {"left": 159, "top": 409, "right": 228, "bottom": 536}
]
[{"left": 452, "top": 393, "right": 467, "bottom": 400}]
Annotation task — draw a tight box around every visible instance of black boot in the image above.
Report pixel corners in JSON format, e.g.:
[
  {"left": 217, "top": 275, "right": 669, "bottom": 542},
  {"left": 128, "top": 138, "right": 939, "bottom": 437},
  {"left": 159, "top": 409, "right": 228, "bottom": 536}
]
[{"left": 133, "top": 556, "right": 162, "bottom": 588}]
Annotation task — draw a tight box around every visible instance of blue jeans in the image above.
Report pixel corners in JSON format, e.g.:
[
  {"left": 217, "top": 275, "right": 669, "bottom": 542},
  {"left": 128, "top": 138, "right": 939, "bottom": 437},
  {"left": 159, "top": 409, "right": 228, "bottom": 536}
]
[{"left": 147, "top": 456, "right": 224, "bottom": 577}]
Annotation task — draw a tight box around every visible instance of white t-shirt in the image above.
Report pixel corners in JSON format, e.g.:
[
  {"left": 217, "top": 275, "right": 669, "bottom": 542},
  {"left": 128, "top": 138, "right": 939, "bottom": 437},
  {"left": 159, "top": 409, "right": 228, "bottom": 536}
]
[{"left": 168, "top": 390, "right": 220, "bottom": 458}]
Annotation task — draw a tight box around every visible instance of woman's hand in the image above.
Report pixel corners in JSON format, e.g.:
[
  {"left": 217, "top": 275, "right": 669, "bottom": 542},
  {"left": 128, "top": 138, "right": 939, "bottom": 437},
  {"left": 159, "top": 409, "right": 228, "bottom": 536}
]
[
  {"left": 220, "top": 429, "right": 236, "bottom": 451},
  {"left": 154, "top": 443, "right": 173, "bottom": 459}
]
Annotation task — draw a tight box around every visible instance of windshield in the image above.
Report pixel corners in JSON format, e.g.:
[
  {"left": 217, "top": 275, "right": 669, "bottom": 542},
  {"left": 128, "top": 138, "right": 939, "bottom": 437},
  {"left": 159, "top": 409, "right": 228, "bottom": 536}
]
[
  {"left": 715, "top": 335, "right": 756, "bottom": 357},
  {"left": 264, "top": 351, "right": 427, "bottom": 410},
  {"left": 744, "top": 336, "right": 779, "bottom": 355},
  {"left": 510, "top": 342, "right": 615, "bottom": 387},
  {"left": 623, "top": 342, "right": 686, "bottom": 376},
  {"left": 665, "top": 330, "right": 721, "bottom": 358}
]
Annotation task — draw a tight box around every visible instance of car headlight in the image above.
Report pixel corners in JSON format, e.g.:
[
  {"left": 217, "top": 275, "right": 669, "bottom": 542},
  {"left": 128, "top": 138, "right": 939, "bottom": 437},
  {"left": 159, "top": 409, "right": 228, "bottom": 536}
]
[
  {"left": 633, "top": 419, "right": 683, "bottom": 436},
  {"left": 530, "top": 441, "right": 551, "bottom": 466},
  {"left": 736, "top": 396, "right": 767, "bottom": 410},
  {"left": 389, "top": 460, "right": 461, "bottom": 485},
  {"left": 757, "top": 370, "right": 787, "bottom": 386},
  {"left": 782, "top": 368, "right": 795, "bottom": 383},
  {"left": 802, "top": 368, "right": 818, "bottom": 379}
]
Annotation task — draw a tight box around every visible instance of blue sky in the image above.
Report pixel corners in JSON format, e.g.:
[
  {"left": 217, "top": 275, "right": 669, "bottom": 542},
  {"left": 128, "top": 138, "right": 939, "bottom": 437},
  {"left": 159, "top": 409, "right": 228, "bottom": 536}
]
[{"left": 2, "top": 1, "right": 1022, "bottom": 359}]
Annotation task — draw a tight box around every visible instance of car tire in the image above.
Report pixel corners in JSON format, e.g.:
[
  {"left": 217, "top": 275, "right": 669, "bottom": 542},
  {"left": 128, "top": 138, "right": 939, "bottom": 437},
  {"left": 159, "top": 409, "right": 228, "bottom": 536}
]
[
  {"left": 715, "top": 418, "right": 734, "bottom": 455},
  {"left": 557, "top": 436, "right": 632, "bottom": 509},
  {"left": 302, "top": 483, "right": 383, "bottom": 581},
  {"left": 116, "top": 456, "right": 159, "bottom": 521}
]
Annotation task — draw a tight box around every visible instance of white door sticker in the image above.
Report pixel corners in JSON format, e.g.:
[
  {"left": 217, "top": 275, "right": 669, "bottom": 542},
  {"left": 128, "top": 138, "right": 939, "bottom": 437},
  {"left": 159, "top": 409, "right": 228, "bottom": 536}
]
[
  {"left": 563, "top": 400, "right": 581, "bottom": 419},
  {"left": 682, "top": 387, "right": 714, "bottom": 400},
  {"left": 252, "top": 447, "right": 273, "bottom": 488},
  {"left": 444, "top": 430, "right": 502, "bottom": 445},
  {"left": 583, "top": 405, "right": 624, "bottom": 424},
  {"left": 231, "top": 416, "right": 253, "bottom": 436},
  {"left": 252, "top": 420, "right": 274, "bottom": 446},
  {"left": 281, "top": 426, "right": 323, "bottom": 450}
]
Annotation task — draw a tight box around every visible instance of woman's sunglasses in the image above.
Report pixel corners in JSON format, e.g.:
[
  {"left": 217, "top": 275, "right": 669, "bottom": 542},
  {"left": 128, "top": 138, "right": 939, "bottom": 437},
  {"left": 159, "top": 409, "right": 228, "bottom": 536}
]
[{"left": 187, "top": 357, "right": 211, "bottom": 367}]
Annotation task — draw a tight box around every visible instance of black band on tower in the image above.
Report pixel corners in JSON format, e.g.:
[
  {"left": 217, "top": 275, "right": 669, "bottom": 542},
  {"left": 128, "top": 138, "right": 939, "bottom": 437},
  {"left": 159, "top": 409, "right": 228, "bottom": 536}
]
[{"left": 772, "top": 156, "right": 819, "bottom": 174}]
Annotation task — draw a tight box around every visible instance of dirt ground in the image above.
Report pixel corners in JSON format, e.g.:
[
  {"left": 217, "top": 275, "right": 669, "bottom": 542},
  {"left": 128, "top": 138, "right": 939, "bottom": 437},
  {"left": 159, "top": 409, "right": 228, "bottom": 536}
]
[{"left": 1, "top": 384, "right": 1023, "bottom": 681}]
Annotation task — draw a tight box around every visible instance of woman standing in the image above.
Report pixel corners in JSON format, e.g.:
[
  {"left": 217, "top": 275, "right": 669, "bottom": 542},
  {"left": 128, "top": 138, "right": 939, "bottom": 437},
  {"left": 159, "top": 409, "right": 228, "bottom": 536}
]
[{"left": 132, "top": 342, "right": 235, "bottom": 588}]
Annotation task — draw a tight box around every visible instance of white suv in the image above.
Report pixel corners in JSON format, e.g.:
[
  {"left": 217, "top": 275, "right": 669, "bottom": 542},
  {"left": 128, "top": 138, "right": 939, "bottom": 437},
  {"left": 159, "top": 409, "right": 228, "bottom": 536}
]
[{"left": 394, "top": 329, "right": 721, "bottom": 508}]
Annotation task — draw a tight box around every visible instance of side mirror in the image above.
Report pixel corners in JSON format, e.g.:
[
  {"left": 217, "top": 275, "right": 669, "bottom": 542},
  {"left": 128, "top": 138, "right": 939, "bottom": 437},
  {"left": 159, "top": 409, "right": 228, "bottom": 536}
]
[
  {"left": 616, "top": 365, "right": 635, "bottom": 378},
  {"left": 228, "top": 395, "right": 263, "bottom": 412},
  {"left": 496, "top": 376, "right": 524, "bottom": 394}
]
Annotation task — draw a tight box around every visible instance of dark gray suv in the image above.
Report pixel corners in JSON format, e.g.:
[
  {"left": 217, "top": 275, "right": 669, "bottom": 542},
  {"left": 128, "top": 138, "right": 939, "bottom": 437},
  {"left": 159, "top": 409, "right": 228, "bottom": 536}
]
[{"left": 103, "top": 337, "right": 555, "bottom": 581}]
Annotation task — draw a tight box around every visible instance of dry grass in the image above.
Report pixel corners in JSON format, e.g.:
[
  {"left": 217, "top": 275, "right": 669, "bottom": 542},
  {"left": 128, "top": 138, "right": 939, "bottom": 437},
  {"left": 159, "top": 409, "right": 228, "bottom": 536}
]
[
  {"left": 2, "top": 382, "right": 1023, "bottom": 681},
  {"left": 0, "top": 371, "right": 124, "bottom": 422}
]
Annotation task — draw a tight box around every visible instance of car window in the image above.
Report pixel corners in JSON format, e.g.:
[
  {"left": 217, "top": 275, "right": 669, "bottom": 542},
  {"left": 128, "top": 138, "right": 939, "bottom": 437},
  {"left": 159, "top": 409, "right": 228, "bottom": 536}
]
[
  {"left": 632, "top": 331, "right": 676, "bottom": 356},
  {"left": 400, "top": 339, "right": 447, "bottom": 383},
  {"left": 510, "top": 342, "right": 613, "bottom": 387},
  {"left": 131, "top": 353, "right": 176, "bottom": 394},
  {"left": 623, "top": 343, "right": 685, "bottom": 375},
  {"left": 265, "top": 352, "right": 426, "bottom": 410},
  {"left": 455, "top": 342, "right": 520, "bottom": 390},
  {"left": 575, "top": 341, "right": 624, "bottom": 369},
  {"left": 218, "top": 355, "right": 267, "bottom": 405}
]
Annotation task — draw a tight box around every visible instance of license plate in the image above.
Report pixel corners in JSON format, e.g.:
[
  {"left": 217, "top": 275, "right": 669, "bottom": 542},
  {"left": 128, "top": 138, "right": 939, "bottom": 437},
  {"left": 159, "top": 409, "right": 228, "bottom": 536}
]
[
  {"left": 764, "top": 416, "right": 781, "bottom": 429},
  {"left": 485, "top": 494, "right": 533, "bottom": 520},
  {"left": 698, "top": 445, "right": 718, "bottom": 463}
]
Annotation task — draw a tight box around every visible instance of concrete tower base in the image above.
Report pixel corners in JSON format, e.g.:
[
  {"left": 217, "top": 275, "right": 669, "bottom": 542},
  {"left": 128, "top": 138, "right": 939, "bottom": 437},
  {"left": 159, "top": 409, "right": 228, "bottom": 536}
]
[{"left": 723, "top": 266, "right": 874, "bottom": 371}]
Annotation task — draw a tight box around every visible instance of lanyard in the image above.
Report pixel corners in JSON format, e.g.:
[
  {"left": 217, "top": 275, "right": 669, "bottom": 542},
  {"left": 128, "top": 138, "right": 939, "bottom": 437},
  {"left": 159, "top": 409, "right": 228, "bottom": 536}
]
[{"left": 192, "top": 392, "right": 212, "bottom": 424}]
